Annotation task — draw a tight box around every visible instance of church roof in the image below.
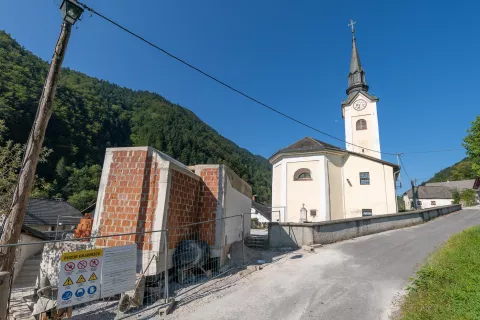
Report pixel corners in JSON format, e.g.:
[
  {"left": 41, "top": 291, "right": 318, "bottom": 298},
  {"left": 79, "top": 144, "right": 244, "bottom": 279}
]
[
  {"left": 271, "top": 137, "right": 342, "bottom": 157},
  {"left": 269, "top": 137, "right": 399, "bottom": 169},
  {"left": 341, "top": 90, "right": 379, "bottom": 107},
  {"left": 346, "top": 27, "right": 369, "bottom": 95}
]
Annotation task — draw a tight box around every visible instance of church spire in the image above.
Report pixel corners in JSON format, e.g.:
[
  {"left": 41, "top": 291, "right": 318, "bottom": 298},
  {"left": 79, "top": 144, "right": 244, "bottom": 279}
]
[{"left": 346, "top": 19, "right": 369, "bottom": 95}]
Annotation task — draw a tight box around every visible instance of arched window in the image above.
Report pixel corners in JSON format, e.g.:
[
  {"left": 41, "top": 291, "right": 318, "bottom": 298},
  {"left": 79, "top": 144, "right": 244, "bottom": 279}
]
[
  {"left": 294, "top": 168, "right": 312, "bottom": 181},
  {"left": 356, "top": 119, "right": 367, "bottom": 130}
]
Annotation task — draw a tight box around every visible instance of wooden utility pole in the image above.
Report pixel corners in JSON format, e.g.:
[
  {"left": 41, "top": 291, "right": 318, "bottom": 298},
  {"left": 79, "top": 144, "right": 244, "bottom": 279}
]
[
  {"left": 0, "top": 21, "right": 72, "bottom": 274},
  {"left": 411, "top": 180, "right": 417, "bottom": 210}
]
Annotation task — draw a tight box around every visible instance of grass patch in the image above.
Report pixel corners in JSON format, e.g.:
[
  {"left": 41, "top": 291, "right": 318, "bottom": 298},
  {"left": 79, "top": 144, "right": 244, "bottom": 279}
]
[{"left": 400, "top": 225, "right": 480, "bottom": 320}]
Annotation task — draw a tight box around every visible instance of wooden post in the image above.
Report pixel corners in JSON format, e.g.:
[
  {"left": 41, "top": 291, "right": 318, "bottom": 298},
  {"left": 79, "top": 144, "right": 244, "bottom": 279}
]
[
  {"left": 0, "top": 272, "right": 11, "bottom": 320},
  {"left": 0, "top": 21, "right": 72, "bottom": 274},
  {"left": 411, "top": 180, "right": 417, "bottom": 210}
]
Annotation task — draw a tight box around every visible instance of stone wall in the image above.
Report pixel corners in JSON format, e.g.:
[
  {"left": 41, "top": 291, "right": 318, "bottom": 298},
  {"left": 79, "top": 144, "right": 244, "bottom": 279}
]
[{"left": 269, "top": 204, "right": 462, "bottom": 248}]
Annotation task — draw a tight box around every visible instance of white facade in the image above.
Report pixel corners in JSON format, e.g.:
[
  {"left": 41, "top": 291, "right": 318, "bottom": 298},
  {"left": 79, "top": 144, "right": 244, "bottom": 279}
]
[
  {"left": 403, "top": 195, "right": 453, "bottom": 210},
  {"left": 343, "top": 92, "right": 381, "bottom": 159},
  {"left": 270, "top": 144, "right": 398, "bottom": 223},
  {"left": 269, "top": 27, "right": 398, "bottom": 223}
]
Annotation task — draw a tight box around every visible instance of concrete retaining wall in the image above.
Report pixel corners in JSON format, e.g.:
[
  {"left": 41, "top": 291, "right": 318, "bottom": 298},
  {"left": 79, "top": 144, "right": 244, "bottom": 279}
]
[{"left": 268, "top": 205, "right": 462, "bottom": 248}]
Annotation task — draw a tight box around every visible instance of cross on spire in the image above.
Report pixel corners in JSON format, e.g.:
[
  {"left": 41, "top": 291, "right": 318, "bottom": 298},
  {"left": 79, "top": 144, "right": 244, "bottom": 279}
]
[{"left": 348, "top": 19, "right": 356, "bottom": 37}]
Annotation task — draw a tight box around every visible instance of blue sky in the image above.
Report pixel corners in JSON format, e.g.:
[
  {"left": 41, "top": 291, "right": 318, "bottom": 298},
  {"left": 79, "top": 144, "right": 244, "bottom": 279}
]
[{"left": 0, "top": 0, "right": 477, "bottom": 193}]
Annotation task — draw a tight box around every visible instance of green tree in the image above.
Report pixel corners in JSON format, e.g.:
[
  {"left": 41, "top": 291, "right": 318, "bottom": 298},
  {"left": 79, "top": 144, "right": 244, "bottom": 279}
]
[
  {"left": 452, "top": 189, "right": 461, "bottom": 204},
  {"left": 463, "top": 116, "right": 480, "bottom": 177},
  {"left": 0, "top": 119, "right": 52, "bottom": 215},
  {"left": 397, "top": 195, "right": 406, "bottom": 212},
  {"left": 63, "top": 164, "right": 102, "bottom": 210},
  {"left": 460, "top": 189, "right": 477, "bottom": 207},
  {"left": 0, "top": 30, "right": 272, "bottom": 205}
]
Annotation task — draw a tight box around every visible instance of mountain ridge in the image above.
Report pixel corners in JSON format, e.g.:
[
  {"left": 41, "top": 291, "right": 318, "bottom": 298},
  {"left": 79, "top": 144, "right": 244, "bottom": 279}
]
[{"left": 0, "top": 30, "right": 272, "bottom": 205}]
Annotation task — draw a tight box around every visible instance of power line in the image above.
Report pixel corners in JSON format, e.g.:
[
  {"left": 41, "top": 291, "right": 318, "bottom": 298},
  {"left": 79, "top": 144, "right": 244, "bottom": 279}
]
[
  {"left": 401, "top": 148, "right": 464, "bottom": 154},
  {"left": 76, "top": 1, "right": 397, "bottom": 156},
  {"left": 76, "top": 2, "right": 464, "bottom": 157},
  {"left": 398, "top": 155, "right": 412, "bottom": 182}
]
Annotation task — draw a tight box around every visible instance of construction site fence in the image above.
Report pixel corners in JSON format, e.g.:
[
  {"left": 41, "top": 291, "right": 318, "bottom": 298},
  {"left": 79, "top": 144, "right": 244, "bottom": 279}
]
[{"left": 3, "top": 214, "right": 248, "bottom": 320}]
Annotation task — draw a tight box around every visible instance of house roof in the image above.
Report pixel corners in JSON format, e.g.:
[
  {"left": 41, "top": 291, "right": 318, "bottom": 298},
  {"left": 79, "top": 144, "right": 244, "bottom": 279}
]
[
  {"left": 20, "top": 225, "right": 51, "bottom": 240},
  {"left": 251, "top": 201, "right": 272, "bottom": 221},
  {"left": 404, "top": 186, "right": 453, "bottom": 199},
  {"left": 269, "top": 136, "right": 399, "bottom": 169},
  {"left": 0, "top": 224, "right": 51, "bottom": 241},
  {"left": 425, "top": 179, "right": 479, "bottom": 190},
  {"left": 24, "top": 198, "right": 82, "bottom": 226}
]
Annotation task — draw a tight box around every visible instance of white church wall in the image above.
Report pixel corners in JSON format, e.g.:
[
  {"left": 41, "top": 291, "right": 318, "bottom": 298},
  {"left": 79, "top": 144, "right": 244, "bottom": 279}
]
[
  {"left": 343, "top": 154, "right": 396, "bottom": 218},
  {"left": 326, "top": 154, "right": 345, "bottom": 220},
  {"left": 271, "top": 163, "right": 284, "bottom": 220},
  {"left": 271, "top": 156, "right": 330, "bottom": 223},
  {"left": 286, "top": 158, "right": 325, "bottom": 222}
]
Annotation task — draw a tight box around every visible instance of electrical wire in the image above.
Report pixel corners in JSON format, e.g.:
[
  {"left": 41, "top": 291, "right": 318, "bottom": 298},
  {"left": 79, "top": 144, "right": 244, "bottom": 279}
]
[
  {"left": 398, "top": 155, "right": 412, "bottom": 182},
  {"left": 76, "top": 1, "right": 398, "bottom": 156},
  {"left": 400, "top": 148, "right": 464, "bottom": 154},
  {"left": 76, "top": 1, "right": 466, "bottom": 157}
]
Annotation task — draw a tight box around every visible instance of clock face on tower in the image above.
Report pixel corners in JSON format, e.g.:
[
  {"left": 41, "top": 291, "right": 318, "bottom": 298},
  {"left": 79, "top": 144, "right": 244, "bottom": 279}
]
[{"left": 353, "top": 99, "right": 367, "bottom": 111}]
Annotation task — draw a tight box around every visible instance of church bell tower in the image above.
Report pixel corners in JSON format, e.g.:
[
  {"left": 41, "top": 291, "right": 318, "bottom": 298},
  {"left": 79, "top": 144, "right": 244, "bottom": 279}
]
[{"left": 342, "top": 20, "right": 381, "bottom": 159}]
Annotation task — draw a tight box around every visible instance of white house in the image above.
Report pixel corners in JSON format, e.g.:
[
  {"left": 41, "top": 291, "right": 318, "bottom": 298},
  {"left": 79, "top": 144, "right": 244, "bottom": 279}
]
[
  {"left": 270, "top": 27, "right": 399, "bottom": 223},
  {"left": 425, "top": 179, "right": 480, "bottom": 203},
  {"left": 403, "top": 186, "right": 454, "bottom": 210}
]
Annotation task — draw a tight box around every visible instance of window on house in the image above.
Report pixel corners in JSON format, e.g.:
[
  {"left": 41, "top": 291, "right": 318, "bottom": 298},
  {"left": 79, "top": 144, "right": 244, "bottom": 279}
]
[
  {"left": 359, "top": 172, "right": 370, "bottom": 185},
  {"left": 294, "top": 168, "right": 312, "bottom": 181},
  {"left": 431, "top": 201, "right": 436, "bottom": 205},
  {"left": 417, "top": 200, "right": 422, "bottom": 205},
  {"left": 362, "top": 209, "right": 372, "bottom": 216},
  {"left": 356, "top": 119, "right": 367, "bottom": 130},
  {"left": 310, "top": 209, "right": 317, "bottom": 217}
]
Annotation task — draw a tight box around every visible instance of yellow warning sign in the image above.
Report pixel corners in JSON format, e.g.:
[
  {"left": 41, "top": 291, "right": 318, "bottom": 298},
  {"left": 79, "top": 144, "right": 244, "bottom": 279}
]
[
  {"left": 76, "top": 275, "right": 86, "bottom": 283},
  {"left": 88, "top": 273, "right": 98, "bottom": 281},
  {"left": 61, "top": 248, "right": 103, "bottom": 262},
  {"left": 63, "top": 277, "right": 74, "bottom": 286}
]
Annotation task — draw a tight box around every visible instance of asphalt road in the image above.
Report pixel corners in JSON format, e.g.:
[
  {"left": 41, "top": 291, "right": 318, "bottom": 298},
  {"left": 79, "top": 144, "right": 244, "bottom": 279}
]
[{"left": 169, "top": 207, "right": 480, "bottom": 320}]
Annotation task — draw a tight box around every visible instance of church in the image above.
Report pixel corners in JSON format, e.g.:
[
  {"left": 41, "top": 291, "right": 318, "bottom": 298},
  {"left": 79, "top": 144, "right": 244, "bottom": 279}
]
[{"left": 269, "top": 23, "right": 400, "bottom": 223}]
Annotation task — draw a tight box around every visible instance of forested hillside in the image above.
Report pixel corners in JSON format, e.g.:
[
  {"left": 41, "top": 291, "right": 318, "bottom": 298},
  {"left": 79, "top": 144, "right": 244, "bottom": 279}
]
[
  {"left": 426, "top": 158, "right": 476, "bottom": 183},
  {"left": 0, "top": 30, "right": 271, "bottom": 209}
]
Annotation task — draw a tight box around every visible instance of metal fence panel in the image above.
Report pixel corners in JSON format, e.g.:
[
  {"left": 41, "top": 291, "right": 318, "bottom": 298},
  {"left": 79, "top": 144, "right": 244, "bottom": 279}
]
[{"left": 5, "top": 214, "right": 246, "bottom": 319}]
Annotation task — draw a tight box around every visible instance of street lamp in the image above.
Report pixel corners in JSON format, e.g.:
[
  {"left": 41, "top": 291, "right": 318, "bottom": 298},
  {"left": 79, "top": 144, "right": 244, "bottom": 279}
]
[
  {"left": 60, "top": 0, "right": 84, "bottom": 25},
  {"left": 300, "top": 204, "right": 308, "bottom": 223}
]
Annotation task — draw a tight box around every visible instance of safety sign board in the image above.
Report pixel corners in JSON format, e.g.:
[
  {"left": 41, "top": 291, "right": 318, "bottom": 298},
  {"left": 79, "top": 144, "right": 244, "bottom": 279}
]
[
  {"left": 57, "top": 245, "right": 137, "bottom": 307},
  {"left": 58, "top": 248, "right": 103, "bottom": 308},
  {"left": 90, "top": 259, "right": 100, "bottom": 268},
  {"left": 63, "top": 277, "right": 74, "bottom": 286},
  {"left": 75, "top": 288, "right": 85, "bottom": 297},
  {"left": 77, "top": 260, "right": 88, "bottom": 269},
  {"left": 101, "top": 245, "right": 136, "bottom": 298},
  {"left": 62, "top": 291, "right": 72, "bottom": 301},
  {"left": 87, "top": 285, "right": 97, "bottom": 294},
  {"left": 76, "top": 275, "right": 86, "bottom": 283}
]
